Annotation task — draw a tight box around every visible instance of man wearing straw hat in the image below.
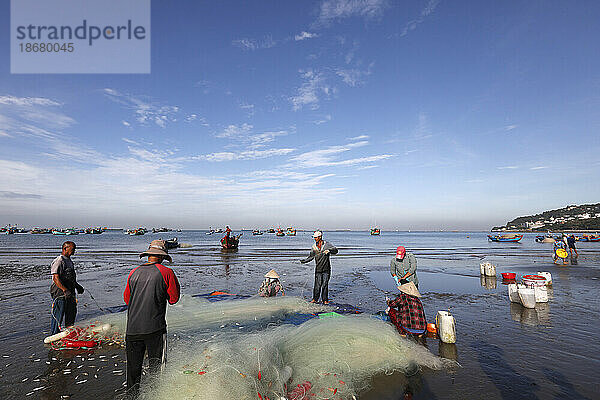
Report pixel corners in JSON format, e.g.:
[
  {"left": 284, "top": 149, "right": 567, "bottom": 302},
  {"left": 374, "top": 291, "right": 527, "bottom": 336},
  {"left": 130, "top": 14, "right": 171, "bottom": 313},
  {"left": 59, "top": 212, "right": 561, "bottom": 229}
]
[
  {"left": 300, "top": 230, "right": 338, "bottom": 304},
  {"left": 258, "top": 269, "right": 286, "bottom": 297},
  {"left": 386, "top": 281, "right": 427, "bottom": 337},
  {"left": 123, "top": 240, "right": 180, "bottom": 398}
]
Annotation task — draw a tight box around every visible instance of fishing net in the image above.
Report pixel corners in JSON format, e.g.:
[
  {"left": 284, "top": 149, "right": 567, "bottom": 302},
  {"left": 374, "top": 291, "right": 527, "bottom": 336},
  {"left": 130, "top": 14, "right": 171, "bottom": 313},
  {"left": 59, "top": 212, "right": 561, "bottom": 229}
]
[{"left": 138, "top": 315, "right": 445, "bottom": 400}]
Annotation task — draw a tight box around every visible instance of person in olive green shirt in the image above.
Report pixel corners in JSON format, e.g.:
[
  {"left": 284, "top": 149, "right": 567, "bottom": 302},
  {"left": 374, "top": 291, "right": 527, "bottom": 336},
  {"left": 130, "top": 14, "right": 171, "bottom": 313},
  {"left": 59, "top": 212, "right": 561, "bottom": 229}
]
[{"left": 390, "top": 246, "right": 419, "bottom": 288}]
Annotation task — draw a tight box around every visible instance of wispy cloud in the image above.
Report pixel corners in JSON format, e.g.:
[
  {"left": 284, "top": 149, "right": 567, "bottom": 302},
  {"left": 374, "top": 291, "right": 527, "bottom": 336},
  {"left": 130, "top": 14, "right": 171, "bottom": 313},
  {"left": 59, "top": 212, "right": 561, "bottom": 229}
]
[
  {"left": 215, "top": 123, "right": 291, "bottom": 149},
  {"left": 504, "top": 124, "right": 517, "bottom": 131},
  {"left": 289, "top": 140, "right": 393, "bottom": 168},
  {"left": 290, "top": 69, "right": 334, "bottom": 111},
  {"left": 497, "top": 166, "right": 519, "bottom": 170},
  {"left": 295, "top": 31, "right": 319, "bottom": 41},
  {"left": 232, "top": 36, "right": 277, "bottom": 50},
  {"left": 530, "top": 166, "right": 548, "bottom": 170},
  {"left": 0, "top": 95, "right": 61, "bottom": 107},
  {"left": 216, "top": 123, "right": 254, "bottom": 139},
  {"left": 400, "top": 0, "right": 439, "bottom": 37},
  {"left": 0, "top": 190, "right": 43, "bottom": 199},
  {"left": 336, "top": 62, "right": 374, "bottom": 86},
  {"left": 197, "top": 148, "right": 296, "bottom": 162},
  {"left": 348, "top": 135, "right": 369, "bottom": 140},
  {"left": 316, "top": 0, "right": 388, "bottom": 26},
  {"left": 314, "top": 114, "right": 332, "bottom": 125},
  {"left": 102, "top": 88, "right": 179, "bottom": 128}
]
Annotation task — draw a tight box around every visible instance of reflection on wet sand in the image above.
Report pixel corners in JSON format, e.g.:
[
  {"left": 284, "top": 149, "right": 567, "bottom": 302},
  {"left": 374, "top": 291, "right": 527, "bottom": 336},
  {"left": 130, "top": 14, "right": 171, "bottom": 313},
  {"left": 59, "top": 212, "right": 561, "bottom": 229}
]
[
  {"left": 480, "top": 275, "right": 497, "bottom": 290},
  {"left": 438, "top": 342, "right": 458, "bottom": 361},
  {"left": 509, "top": 303, "right": 551, "bottom": 327}
]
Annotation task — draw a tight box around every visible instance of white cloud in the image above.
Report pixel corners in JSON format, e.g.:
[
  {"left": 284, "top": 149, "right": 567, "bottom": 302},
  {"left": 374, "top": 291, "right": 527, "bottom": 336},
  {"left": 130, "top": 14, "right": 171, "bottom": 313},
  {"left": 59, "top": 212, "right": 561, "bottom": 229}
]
[
  {"left": 216, "top": 123, "right": 254, "bottom": 138},
  {"left": 497, "top": 166, "right": 519, "bottom": 170},
  {"left": 314, "top": 114, "right": 332, "bottom": 125},
  {"left": 349, "top": 135, "right": 369, "bottom": 140},
  {"left": 295, "top": 31, "right": 319, "bottom": 41},
  {"left": 400, "top": 0, "right": 439, "bottom": 37},
  {"left": 530, "top": 166, "right": 548, "bottom": 170},
  {"left": 122, "top": 121, "right": 131, "bottom": 127},
  {"left": 316, "top": 0, "right": 388, "bottom": 25},
  {"left": 0, "top": 95, "right": 61, "bottom": 107},
  {"left": 290, "top": 69, "right": 333, "bottom": 111},
  {"left": 232, "top": 36, "right": 277, "bottom": 50},
  {"left": 336, "top": 62, "right": 374, "bottom": 87},
  {"left": 197, "top": 148, "right": 296, "bottom": 162},
  {"left": 102, "top": 88, "right": 179, "bottom": 128},
  {"left": 504, "top": 124, "right": 517, "bottom": 131},
  {"left": 289, "top": 140, "right": 393, "bottom": 168}
]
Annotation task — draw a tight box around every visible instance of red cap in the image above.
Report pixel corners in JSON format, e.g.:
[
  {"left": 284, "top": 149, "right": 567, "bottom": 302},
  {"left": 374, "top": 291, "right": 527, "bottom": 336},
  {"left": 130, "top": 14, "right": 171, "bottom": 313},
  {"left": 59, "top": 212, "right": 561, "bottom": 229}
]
[{"left": 396, "top": 246, "right": 406, "bottom": 258}]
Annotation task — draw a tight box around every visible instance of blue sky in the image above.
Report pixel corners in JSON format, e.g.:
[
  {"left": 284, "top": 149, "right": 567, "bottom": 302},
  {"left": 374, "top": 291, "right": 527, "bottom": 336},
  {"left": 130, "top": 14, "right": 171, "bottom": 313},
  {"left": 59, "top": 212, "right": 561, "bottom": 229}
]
[{"left": 1, "top": 0, "right": 599, "bottom": 230}]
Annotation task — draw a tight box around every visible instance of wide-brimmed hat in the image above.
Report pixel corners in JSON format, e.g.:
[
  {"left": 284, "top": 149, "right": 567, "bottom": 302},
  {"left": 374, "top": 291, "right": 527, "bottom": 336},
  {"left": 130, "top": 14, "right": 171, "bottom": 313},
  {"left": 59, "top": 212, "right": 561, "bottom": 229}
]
[
  {"left": 313, "top": 231, "right": 323, "bottom": 238},
  {"left": 396, "top": 246, "right": 406, "bottom": 259},
  {"left": 264, "top": 269, "right": 280, "bottom": 279},
  {"left": 139, "top": 240, "right": 172, "bottom": 262},
  {"left": 398, "top": 281, "right": 421, "bottom": 298}
]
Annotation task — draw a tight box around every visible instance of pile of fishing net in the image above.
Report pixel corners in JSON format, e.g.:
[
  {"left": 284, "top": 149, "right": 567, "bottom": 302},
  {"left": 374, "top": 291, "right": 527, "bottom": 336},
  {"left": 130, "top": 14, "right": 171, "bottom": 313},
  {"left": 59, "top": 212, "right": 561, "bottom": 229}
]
[
  {"left": 44, "top": 322, "right": 123, "bottom": 350},
  {"left": 139, "top": 315, "right": 446, "bottom": 400}
]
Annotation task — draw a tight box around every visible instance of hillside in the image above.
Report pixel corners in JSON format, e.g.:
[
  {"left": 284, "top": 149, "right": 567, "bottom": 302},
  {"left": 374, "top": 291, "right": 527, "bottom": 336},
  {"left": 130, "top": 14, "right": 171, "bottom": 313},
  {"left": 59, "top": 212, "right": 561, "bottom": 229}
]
[{"left": 491, "top": 203, "right": 600, "bottom": 232}]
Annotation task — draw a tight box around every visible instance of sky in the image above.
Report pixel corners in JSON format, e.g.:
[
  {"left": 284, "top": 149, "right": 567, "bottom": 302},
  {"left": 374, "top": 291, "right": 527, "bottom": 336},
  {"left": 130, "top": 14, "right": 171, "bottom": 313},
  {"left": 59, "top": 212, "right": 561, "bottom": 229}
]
[{"left": 1, "top": 0, "right": 599, "bottom": 230}]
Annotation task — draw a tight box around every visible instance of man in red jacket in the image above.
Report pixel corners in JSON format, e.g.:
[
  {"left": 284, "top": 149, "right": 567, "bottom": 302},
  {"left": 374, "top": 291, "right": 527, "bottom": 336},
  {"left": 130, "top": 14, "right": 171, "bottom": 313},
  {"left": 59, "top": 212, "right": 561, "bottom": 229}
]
[{"left": 124, "top": 240, "right": 180, "bottom": 398}]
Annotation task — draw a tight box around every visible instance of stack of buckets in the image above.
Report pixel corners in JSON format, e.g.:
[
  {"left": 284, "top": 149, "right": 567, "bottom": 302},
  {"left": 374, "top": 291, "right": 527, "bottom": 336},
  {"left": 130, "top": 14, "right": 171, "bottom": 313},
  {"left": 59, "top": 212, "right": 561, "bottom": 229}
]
[
  {"left": 508, "top": 272, "right": 551, "bottom": 308},
  {"left": 480, "top": 262, "right": 496, "bottom": 277}
]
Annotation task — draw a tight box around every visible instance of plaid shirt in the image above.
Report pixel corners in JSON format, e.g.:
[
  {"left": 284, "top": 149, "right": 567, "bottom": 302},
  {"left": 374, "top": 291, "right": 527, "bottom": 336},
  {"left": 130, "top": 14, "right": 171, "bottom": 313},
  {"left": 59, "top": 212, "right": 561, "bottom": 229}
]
[
  {"left": 258, "top": 279, "right": 284, "bottom": 297},
  {"left": 388, "top": 293, "right": 426, "bottom": 332}
]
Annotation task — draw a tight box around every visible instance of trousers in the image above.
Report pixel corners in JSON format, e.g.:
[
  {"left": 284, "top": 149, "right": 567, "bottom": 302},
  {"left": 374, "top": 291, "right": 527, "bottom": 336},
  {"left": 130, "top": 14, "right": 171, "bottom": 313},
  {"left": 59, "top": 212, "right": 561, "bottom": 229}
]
[
  {"left": 313, "top": 272, "right": 330, "bottom": 302},
  {"left": 50, "top": 296, "right": 77, "bottom": 335},
  {"left": 126, "top": 331, "right": 166, "bottom": 399}
]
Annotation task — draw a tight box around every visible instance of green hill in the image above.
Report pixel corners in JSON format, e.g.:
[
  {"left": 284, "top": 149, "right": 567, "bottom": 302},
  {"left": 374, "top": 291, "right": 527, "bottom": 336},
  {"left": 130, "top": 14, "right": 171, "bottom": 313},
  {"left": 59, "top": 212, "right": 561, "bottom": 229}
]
[{"left": 491, "top": 203, "right": 600, "bottom": 232}]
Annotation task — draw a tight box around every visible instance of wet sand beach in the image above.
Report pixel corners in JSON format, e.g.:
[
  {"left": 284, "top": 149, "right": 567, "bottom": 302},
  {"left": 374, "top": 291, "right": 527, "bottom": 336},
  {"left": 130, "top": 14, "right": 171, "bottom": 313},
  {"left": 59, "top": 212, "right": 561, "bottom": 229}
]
[{"left": 0, "top": 231, "right": 599, "bottom": 399}]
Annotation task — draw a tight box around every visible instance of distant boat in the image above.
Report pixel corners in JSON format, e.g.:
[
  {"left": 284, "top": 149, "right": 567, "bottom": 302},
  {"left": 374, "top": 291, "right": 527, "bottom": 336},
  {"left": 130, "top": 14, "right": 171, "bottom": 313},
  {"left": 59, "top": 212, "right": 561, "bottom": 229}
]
[
  {"left": 488, "top": 234, "right": 523, "bottom": 242},
  {"left": 52, "top": 229, "right": 78, "bottom": 235},
  {"left": 286, "top": 227, "right": 296, "bottom": 236},
  {"left": 276, "top": 228, "right": 285, "bottom": 237},
  {"left": 267, "top": 228, "right": 276, "bottom": 234},
  {"left": 370, "top": 227, "right": 381, "bottom": 236},
  {"left": 576, "top": 234, "right": 600, "bottom": 242},
  {"left": 164, "top": 237, "right": 179, "bottom": 249},
  {"left": 252, "top": 230, "right": 263, "bottom": 235}
]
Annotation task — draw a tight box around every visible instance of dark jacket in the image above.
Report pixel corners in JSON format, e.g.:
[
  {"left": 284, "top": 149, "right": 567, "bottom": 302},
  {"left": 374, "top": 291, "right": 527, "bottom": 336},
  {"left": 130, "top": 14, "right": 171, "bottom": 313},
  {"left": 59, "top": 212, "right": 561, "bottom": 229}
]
[
  {"left": 124, "top": 263, "right": 180, "bottom": 336},
  {"left": 300, "top": 241, "right": 338, "bottom": 273}
]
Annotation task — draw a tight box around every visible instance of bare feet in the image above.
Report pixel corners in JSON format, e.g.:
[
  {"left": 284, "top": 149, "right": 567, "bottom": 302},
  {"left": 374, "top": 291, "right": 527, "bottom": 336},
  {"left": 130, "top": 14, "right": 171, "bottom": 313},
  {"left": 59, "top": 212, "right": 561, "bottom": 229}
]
[
  {"left": 310, "top": 299, "right": 317, "bottom": 303},
  {"left": 323, "top": 301, "right": 330, "bottom": 305}
]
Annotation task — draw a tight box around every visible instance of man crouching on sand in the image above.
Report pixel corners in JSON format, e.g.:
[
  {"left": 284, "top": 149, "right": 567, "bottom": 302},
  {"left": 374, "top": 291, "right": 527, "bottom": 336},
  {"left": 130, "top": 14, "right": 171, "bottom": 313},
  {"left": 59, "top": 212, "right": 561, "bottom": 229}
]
[{"left": 124, "top": 240, "right": 180, "bottom": 398}]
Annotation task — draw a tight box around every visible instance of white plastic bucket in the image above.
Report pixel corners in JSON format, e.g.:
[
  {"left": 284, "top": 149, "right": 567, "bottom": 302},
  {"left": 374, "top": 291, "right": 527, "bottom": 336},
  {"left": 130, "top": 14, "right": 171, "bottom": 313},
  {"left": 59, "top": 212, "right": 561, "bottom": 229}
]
[
  {"left": 518, "top": 287, "right": 536, "bottom": 308},
  {"left": 534, "top": 285, "right": 548, "bottom": 303},
  {"left": 436, "top": 311, "right": 456, "bottom": 344},
  {"left": 508, "top": 283, "right": 521, "bottom": 303},
  {"left": 484, "top": 263, "right": 496, "bottom": 277},
  {"left": 536, "top": 271, "right": 552, "bottom": 286},
  {"left": 479, "top": 263, "right": 486, "bottom": 275}
]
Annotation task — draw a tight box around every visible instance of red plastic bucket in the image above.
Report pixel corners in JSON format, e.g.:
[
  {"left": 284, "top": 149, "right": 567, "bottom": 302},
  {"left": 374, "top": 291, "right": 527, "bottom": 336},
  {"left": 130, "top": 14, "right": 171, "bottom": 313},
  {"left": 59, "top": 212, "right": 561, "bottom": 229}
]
[
  {"left": 522, "top": 274, "right": 546, "bottom": 287},
  {"left": 501, "top": 272, "right": 516, "bottom": 280}
]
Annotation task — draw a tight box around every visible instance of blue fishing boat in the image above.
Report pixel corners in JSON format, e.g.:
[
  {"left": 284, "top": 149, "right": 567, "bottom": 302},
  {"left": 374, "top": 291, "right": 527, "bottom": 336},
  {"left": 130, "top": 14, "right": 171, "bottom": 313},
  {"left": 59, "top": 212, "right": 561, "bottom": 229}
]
[{"left": 488, "top": 234, "right": 523, "bottom": 242}]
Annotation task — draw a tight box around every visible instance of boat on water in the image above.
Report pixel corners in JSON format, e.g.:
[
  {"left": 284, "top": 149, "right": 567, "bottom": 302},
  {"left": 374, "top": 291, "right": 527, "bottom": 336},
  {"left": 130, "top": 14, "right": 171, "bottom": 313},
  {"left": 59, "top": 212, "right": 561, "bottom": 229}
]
[
  {"left": 535, "top": 235, "right": 555, "bottom": 243},
  {"left": 488, "top": 234, "right": 523, "bottom": 242},
  {"left": 164, "top": 237, "right": 179, "bottom": 249},
  {"left": 252, "top": 230, "right": 263, "bottom": 235},
  {"left": 370, "top": 227, "right": 381, "bottom": 235},
  {"left": 276, "top": 228, "right": 285, "bottom": 237},
  {"left": 221, "top": 233, "right": 242, "bottom": 249},
  {"left": 52, "top": 229, "right": 79, "bottom": 235},
  {"left": 30, "top": 227, "right": 51, "bottom": 234},
  {"left": 215, "top": 228, "right": 224, "bottom": 233},
  {"left": 127, "top": 228, "right": 147, "bottom": 235},
  {"left": 286, "top": 227, "right": 296, "bottom": 236},
  {"left": 576, "top": 234, "right": 600, "bottom": 242},
  {"left": 267, "top": 228, "right": 276, "bottom": 234},
  {"left": 85, "top": 227, "right": 103, "bottom": 234}
]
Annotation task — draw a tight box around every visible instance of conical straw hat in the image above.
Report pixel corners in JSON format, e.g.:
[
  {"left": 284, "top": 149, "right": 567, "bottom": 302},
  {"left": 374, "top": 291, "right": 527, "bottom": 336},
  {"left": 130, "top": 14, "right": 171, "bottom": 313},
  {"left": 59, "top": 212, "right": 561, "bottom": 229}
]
[
  {"left": 398, "top": 281, "right": 421, "bottom": 297},
  {"left": 264, "top": 269, "right": 280, "bottom": 279}
]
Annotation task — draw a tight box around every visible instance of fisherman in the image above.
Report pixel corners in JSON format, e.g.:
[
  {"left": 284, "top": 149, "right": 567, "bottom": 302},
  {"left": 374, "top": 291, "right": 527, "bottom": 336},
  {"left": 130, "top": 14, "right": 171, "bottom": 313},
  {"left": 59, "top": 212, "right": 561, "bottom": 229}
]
[
  {"left": 300, "top": 231, "right": 338, "bottom": 304},
  {"left": 386, "top": 281, "right": 427, "bottom": 337},
  {"left": 567, "top": 234, "right": 578, "bottom": 257},
  {"left": 390, "top": 246, "right": 419, "bottom": 288},
  {"left": 124, "top": 240, "right": 180, "bottom": 398},
  {"left": 224, "top": 225, "right": 232, "bottom": 247},
  {"left": 258, "top": 269, "right": 286, "bottom": 297},
  {"left": 50, "top": 241, "right": 84, "bottom": 335}
]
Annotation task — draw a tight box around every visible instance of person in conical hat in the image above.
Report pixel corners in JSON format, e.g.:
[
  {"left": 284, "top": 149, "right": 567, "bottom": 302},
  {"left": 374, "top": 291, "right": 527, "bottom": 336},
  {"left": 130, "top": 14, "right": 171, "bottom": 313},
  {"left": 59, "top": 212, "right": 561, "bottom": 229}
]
[
  {"left": 386, "top": 281, "right": 426, "bottom": 337},
  {"left": 258, "top": 269, "right": 285, "bottom": 297}
]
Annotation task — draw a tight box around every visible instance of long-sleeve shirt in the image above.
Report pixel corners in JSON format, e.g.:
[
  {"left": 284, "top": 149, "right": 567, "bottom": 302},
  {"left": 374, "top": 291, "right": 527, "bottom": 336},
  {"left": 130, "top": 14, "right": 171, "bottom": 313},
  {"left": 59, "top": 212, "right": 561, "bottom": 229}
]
[
  {"left": 258, "top": 279, "right": 284, "bottom": 297},
  {"left": 387, "top": 293, "right": 427, "bottom": 332},
  {"left": 124, "top": 263, "right": 180, "bottom": 336},
  {"left": 390, "top": 253, "right": 419, "bottom": 287},
  {"left": 300, "top": 241, "right": 338, "bottom": 273}
]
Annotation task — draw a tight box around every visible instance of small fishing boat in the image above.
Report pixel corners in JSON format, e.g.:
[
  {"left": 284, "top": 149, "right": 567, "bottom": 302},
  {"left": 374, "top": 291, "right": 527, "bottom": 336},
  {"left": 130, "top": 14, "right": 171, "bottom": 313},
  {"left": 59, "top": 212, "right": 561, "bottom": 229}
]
[
  {"left": 164, "top": 237, "right": 179, "bottom": 249},
  {"left": 488, "top": 234, "right": 523, "bottom": 242},
  {"left": 252, "top": 230, "right": 263, "bottom": 235},
  {"left": 370, "top": 227, "right": 381, "bottom": 235},
  {"left": 276, "top": 228, "right": 285, "bottom": 237},
  {"left": 576, "top": 234, "right": 600, "bottom": 242},
  {"left": 53, "top": 229, "right": 78, "bottom": 235},
  {"left": 286, "top": 227, "right": 296, "bottom": 236},
  {"left": 221, "top": 233, "right": 242, "bottom": 249},
  {"left": 267, "top": 228, "right": 276, "bottom": 234}
]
